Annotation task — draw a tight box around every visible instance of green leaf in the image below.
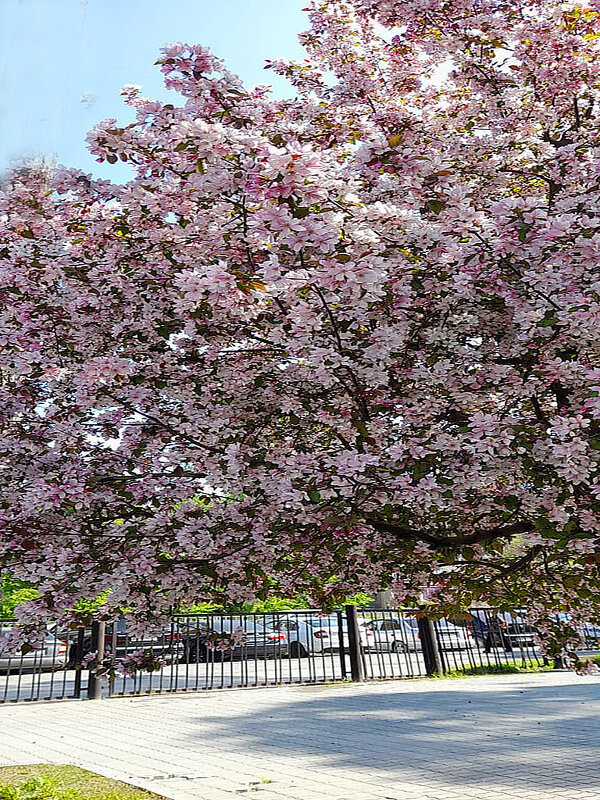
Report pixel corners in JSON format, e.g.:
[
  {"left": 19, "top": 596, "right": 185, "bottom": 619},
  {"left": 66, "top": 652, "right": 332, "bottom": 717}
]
[
  {"left": 502, "top": 495, "right": 520, "bottom": 510},
  {"left": 538, "top": 312, "right": 558, "bottom": 327},
  {"left": 307, "top": 490, "right": 321, "bottom": 502},
  {"left": 427, "top": 199, "right": 445, "bottom": 214}
]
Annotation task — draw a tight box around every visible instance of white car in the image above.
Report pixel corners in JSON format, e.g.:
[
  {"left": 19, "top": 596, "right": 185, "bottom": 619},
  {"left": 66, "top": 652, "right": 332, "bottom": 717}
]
[
  {"left": 268, "top": 615, "right": 374, "bottom": 657},
  {"left": 0, "top": 628, "right": 68, "bottom": 672},
  {"left": 362, "top": 616, "right": 471, "bottom": 652},
  {"left": 582, "top": 622, "right": 600, "bottom": 647},
  {"left": 430, "top": 619, "right": 472, "bottom": 650},
  {"left": 361, "top": 616, "right": 421, "bottom": 652}
]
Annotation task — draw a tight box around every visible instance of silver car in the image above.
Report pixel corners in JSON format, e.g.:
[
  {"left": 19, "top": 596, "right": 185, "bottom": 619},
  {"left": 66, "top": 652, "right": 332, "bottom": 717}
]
[
  {"left": 0, "top": 629, "right": 68, "bottom": 672},
  {"left": 430, "top": 619, "right": 472, "bottom": 650}
]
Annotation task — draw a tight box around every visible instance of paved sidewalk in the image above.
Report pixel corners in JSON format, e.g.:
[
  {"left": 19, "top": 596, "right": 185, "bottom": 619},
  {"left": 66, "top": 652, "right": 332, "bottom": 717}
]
[{"left": 1, "top": 672, "right": 599, "bottom": 800}]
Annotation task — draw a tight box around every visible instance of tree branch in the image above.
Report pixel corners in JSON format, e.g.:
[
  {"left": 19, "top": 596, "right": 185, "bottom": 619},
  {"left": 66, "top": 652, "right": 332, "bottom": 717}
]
[{"left": 371, "top": 519, "right": 533, "bottom": 547}]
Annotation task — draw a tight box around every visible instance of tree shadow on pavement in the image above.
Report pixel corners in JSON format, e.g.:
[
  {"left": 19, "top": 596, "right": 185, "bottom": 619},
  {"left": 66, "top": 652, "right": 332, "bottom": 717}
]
[{"left": 186, "top": 678, "right": 600, "bottom": 792}]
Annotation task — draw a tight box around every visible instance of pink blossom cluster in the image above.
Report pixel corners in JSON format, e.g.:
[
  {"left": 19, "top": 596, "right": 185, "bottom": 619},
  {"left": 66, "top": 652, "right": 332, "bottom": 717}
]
[
  {"left": 116, "top": 649, "right": 165, "bottom": 677},
  {"left": 205, "top": 626, "right": 246, "bottom": 652}
]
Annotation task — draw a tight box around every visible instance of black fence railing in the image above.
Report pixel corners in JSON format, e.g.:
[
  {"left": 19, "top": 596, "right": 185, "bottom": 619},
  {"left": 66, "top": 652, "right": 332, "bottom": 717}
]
[
  {"left": 106, "top": 610, "right": 349, "bottom": 697},
  {"left": 1, "top": 607, "right": 598, "bottom": 703},
  {"left": 0, "top": 620, "right": 86, "bottom": 703}
]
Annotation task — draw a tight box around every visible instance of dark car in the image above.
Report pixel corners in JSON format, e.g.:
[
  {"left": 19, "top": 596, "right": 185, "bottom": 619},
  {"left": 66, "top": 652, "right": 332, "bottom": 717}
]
[
  {"left": 177, "top": 620, "right": 226, "bottom": 663},
  {"left": 177, "top": 617, "right": 289, "bottom": 662},
  {"left": 68, "top": 619, "right": 183, "bottom": 666},
  {"left": 461, "top": 611, "right": 536, "bottom": 651}
]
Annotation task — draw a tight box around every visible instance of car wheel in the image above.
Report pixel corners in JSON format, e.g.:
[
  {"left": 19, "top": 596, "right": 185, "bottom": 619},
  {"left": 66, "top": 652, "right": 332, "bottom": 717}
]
[
  {"left": 289, "top": 641, "right": 308, "bottom": 658},
  {"left": 391, "top": 641, "right": 407, "bottom": 654}
]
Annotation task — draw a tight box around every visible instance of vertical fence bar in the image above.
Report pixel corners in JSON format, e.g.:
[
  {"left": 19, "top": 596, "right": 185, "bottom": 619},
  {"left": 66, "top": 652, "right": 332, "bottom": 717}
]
[
  {"left": 336, "top": 611, "right": 347, "bottom": 679},
  {"left": 108, "top": 622, "right": 118, "bottom": 696},
  {"left": 345, "top": 605, "right": 364, "bottom": 682},
  {"left": 73, "top": 627, "right": 85, "bottom": 698},
  {"left": 87, "top": 621, "right": 106, "bottom": 700}
]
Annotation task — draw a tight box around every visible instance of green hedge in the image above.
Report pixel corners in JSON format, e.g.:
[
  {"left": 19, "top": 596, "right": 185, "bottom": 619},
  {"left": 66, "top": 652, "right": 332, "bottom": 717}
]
[{"left": 0, "top": 575, "right": 38, "bottom": 618}]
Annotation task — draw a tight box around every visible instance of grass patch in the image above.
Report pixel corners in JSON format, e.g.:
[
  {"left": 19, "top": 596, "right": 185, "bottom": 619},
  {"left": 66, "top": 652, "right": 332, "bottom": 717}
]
[
  {"left": 0, "top": 766, "right": 166, "bottom": 800},
  {"left": 439, "top": 662, "right": 554, "bottom": 679}
]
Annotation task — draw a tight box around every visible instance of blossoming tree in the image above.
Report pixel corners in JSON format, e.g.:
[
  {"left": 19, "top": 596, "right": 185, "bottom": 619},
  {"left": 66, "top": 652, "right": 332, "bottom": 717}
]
[{"left": 1, "top": 0, "right": 599, "bottom": 646}]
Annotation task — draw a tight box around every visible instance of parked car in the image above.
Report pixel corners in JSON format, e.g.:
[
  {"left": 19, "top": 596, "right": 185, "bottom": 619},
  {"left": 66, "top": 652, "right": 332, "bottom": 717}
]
[
  {"left": 177, "top": 619, "right": 221, "bottom": 662},
  {"left": 406, "top": 617, "right": 472, "bottom": 651},
  {"left": 431, "top": 619, "right": 472, "bottom": 650},
  {"left": 456, "top": 611, "right": 508, "bottom": 649},
  {"left": 363, "top": 616, "right": 471, "bottom": 652},
  {"left": 0, "top": 628, "right": 68, "bottom": 672},
  {"left": 582, "top": 622, "right": 600, "bottom": 647},
  {"left": 267, "top": 614, "right": 373, "bottom": 657},
  {"left": 502, "top": 616, "right": 537, "bottom": 649},
  {"left": 179, "top": 616, "right": 289, "bottom": 662},
  {"left": 67, "top": 619, "right": 184, "bottom": 666},
  {"left": 361, "top": 616, "right": 420, "bottom": 653},
  {"left": 553, "top": 614, "right": 600, "bottom": 649},
  {"left": 462, "top": 611, "right": 536, "bottom": 650}
]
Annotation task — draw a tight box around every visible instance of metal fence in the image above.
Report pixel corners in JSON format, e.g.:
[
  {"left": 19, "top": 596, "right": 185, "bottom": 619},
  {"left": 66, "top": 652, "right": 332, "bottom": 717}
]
[
  {"left": 1, "top": 607, "right": 596, "bottom": 703},
  {"left": 0, "top": 620, "right": 86, "bottom": 703},
  {"left": 358, "top": 608, "right": 545, "bottom": 681}
]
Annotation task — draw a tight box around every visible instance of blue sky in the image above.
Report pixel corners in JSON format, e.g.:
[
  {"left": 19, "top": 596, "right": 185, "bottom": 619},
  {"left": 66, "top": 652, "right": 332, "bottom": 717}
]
[{"left": 0, "top": 0, "right": 307, "bottom": 181}]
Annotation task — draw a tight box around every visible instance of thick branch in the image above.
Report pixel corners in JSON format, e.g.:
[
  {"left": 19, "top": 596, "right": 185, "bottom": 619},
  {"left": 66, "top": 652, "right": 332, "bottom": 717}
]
[{"left": 371, "top": 519, "right": 533, "bottom": 547}]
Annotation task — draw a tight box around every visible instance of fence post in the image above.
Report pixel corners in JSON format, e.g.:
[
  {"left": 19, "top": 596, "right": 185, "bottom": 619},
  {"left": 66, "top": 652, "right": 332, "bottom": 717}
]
[
  {"left": 72, "top": 627, "right": 85, "bottom": 698},
  {"left": 345, "top": 605, "right": 364, "bottom": 682},
  {"left": 336, "top": 611, "right": 347, "bottom": 679},
  {"left": 108, "top": 622, "right": 118, "bottom": 696},
  {"left": 417, "top": 615, "right": 444, "bottom": 676},
  {"left": 87, "top": 621, "right": 106, "bottom": 700}
]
